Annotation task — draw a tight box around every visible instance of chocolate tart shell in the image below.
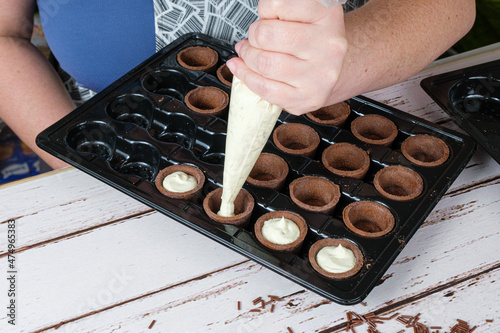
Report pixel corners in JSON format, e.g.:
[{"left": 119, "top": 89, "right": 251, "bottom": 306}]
[
  {"left": 216, "top": 63, "right": 233, "bottom": 87},
  {"left": 185, "top": 86, "right": 229, "bottom": 117},
  {"left": 177, "top": 46, "right": 218, "bottom": 73},
  {"left": 254, "top": 210, "right": 308, "bottom": 253},
  {"left": 322, "top": 142, "right": 370, "bottom": 180},
  {"left": 272, "top": 123, "right": 320, "bottom": 158},
  {"left": 402, "top": 134, "right": 450, "bottom": 167},
  {"left": 289, "top": 176, "right": 340, "bottom": 215},
  {"left": 343, "top": 201, "right": 395, "bottom": 238},
  {"left": 203, "top": 187, "right": 254, "bottom": 227},
  {"left": 374, "top": 165, "right": 424, "bottom": 201},
  {"left": 308, "top": 238, "right": 364, "bottom": 280},
  {"left": 247, "top": 153, "right": 289, "bottom": 191},
  {"left": 154, "top": 164, "right": 205, "bottom": 201},
  {"left": 306, "top": 102, "right": 351, "bottom": 127},
  {"left": 351, "top": 114, "right": 398, "bottom": 147}
]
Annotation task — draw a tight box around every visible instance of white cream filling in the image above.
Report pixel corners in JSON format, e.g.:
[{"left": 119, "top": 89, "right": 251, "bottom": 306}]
[
  {"left": 316, "top": 244, "right": 356, "bottom": 273},
  {"left": 162, "top": 171, "right": 198, "bottom": 193},
  {"left": 261, "top": 217, "right": 300, "bottom": 245},
  {"left": 218, "top": 76, "right": 282, "bottom": 217}
]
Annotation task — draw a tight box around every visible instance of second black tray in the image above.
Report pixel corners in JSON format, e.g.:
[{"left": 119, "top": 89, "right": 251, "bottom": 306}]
[{"left": 421, "top": 58, "right": 500, "bottom": 165}]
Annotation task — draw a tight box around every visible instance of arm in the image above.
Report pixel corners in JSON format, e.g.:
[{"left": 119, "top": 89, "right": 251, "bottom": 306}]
[
  {"left": 0, "top": 0, "right": 74, "bottom": 169},
  {"left": 227, "top": 0, "right": 476, "bottom": 115},
  {"left": 336, "top": 0, "right": 476, "bottom": 104}
]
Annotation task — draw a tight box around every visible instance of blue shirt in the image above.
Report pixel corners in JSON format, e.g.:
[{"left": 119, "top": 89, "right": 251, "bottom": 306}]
[
  {"left": 37, "top": 0, "right": 155, "bottom": 93},
  {"left": 36, "top": 1, "right": 368, "bottom": 94}
]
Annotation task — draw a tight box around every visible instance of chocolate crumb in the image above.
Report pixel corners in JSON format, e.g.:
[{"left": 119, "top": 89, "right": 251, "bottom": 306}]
[
  {"left": 252, "top": 297, "right": 262, "bottom": 305},
  {"left": 450, "top": 319, "right": 476, "bottom": 333},
  {"left": 287, "top": 327, "right": 294, "bottom": 333},
  {"left": 486, "top": 319, "right": 494, "bottom": 323},
  {"left": 360, "top": 301, "right": 367, "bottom": 306},
  {"left": 249, "top": 309, "right": 261, "bottom": 313},
  {"left": 148, "top": 320, "right": 156, "bottom": 329},
  {"left": 237, "top": 301, "right": 241, "bottom": 311},
  {"left": 54, "top": 322, "right": 64, "bottom": 330},
  {"left": 271, "top": 304, "right": 275, "bottom": 313}
]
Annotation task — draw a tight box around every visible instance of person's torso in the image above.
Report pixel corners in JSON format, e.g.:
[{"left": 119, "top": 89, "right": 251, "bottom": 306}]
[{"left": 37, "top": 0, "right": 368, "bottom": 93}]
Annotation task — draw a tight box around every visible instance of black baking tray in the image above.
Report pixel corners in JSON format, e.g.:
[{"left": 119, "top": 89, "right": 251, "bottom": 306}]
[
  {"left": 421, "top": 58, "right": 500, "bottom": 165},
  {"left": 37, "top": 33, "right": 476, "bottom": 305}
]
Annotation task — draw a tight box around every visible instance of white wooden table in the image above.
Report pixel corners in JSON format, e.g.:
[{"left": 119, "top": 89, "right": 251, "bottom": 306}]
[{"left": 1, "top": 45, "right": 500, "bottom": 333}]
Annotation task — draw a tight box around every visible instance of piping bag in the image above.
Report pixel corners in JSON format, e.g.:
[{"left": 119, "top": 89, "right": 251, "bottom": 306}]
[{"left": 217, "top": 0, "right": 346, "bottom": 217}]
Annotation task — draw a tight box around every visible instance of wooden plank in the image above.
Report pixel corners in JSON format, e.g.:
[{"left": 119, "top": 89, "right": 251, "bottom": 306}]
[
  {"left": 23, "top": 255, "right": 499, "bottom": 332},
  {"left": 0, "top": 212, "right": 248, "bottom": 332},
  {"left": 365, "top": 47, "right": 500, "bottom": 123},
  {"left": 317, "top": 265, "right": 500, "bottom": 333},
  {"left": 0, "top": 44, "right": 498, "bottom": 333},
  {"left": 0, "top": 168, "right": 151, "bottom": 256},
  {"left": 4, "top": 179, "right": 498, "bottom": 332},
  {"left": 1, "top": 47, "right": 499, "bottom": 258}
]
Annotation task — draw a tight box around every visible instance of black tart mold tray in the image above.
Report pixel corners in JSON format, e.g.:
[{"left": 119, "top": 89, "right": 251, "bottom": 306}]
[
  {"left": 37, "top": 33, "right": 476, "bottom": 305},
  {"left": 421, "top": 59, "right": 500, "bottom": 165}
]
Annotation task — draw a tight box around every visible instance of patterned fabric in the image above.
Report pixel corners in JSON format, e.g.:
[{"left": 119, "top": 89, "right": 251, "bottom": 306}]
[
  {"left": 154, "top": 0, "right": 369, "bottom": 51},
  {"left": 344, "top": 0, "right": 370, "bottom": 12},
  {"left": 58, "top": 69, "right": 97, "bottom": 107},
  {"left": 63, "top": 0, "right": 369, "bottom": 104},
  {"left": 154, "top": 0, "right": 258, "bottom": 50}
]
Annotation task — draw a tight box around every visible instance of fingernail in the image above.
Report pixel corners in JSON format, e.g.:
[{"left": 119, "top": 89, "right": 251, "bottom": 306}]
[
  {"left": 234, "top": 41, "right": 243, "bottom": 55},
  {"left": 226, "top": 59, "right": 236, "bottom": 74}
]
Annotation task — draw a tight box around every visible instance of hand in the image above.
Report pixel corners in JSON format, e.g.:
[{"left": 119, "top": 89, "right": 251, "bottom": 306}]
[{"left": 226, "top": 0, "right": 347, "bottom": 115}]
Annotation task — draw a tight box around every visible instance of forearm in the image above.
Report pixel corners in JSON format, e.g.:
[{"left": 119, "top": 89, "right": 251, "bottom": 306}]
[
  {"left": 0, "top": 37, "right": 75, "bottom": 169},
  {"left": 329, "top": 0, "right": 476, "bottom": 104}
]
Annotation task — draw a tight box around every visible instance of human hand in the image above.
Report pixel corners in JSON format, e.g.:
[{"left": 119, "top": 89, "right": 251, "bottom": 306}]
[{"left": 226, "top": 0, "right": 347, "bottom": 115}]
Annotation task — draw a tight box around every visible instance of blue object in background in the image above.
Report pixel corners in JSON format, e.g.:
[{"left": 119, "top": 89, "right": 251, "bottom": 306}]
[{"left": 37, "top": 0, "right": 156, "bottom": 93}]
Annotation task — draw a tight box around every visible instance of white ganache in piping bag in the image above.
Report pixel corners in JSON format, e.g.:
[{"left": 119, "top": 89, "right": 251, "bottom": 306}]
[{"left": 217, "top": 76, "right": 282, "bottom": 217}]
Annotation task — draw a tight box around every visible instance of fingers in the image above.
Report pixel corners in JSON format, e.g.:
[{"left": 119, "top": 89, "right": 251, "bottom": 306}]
[
  {"left": 247, "top": 6, "right": 345, "bottom": 59},
  {"left": 225, "top": 0, "right": 348, "bottom": 114},
  {"left": 247, "top": 20, "right": 317, "bottom": 60},
  {"left": 234, "top": 39, "right": 308, "bottom": 85},
  {"left": 258, "top": 0, "right": 328, "bottom": 22},
  {"left": 226, "top": 56, "right": 330, "bottom": 115}
]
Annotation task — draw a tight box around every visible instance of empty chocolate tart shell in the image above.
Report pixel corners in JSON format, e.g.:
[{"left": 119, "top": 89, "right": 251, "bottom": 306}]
[
  {"left": 216, "top": 63, "right": 233, "bottom": 87},
  {"left": 401, "top": 134, "right": 450, "bottom": 167},
  {"left": 343, "top": 201, "right": 395, "bottom": 238},
  {"left": 247, "top": 153, "right": 289, "bottom": 191},
  {"left": 321, "top": 142, "right": 370, "bottom": 180},
  {"left": 308, "top": 238, "right": 364, "bottom": 280},
  {"left": 185, "top": 86, "right": 229, "bottom": 117},
  {"left": 351, "top": 114, "right": 398, "bottom": 147},
  {"left": 272, "top": 123, "right": 320, "bottom": 158},
  {"left": 203, "top": 187, "right": 255, "bottom": 227},
  {"left": 154, "top": 164, "right": 205, "bottom": 201},
  {"left": 289, "top": 176, "right": 341, "bottom": 215},
  {"left": 254, "top": 210, "right": 308, "bottom": 253},
  {"left": 374, "top": 165, "right": 424, "bottom": 201},
  {"left": 177, "top": 46, "right": 218, "bottom": 73},
  {"left": 306, "top": 102, "right": 351, "bottom": 127}
]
